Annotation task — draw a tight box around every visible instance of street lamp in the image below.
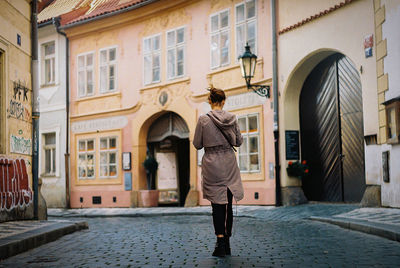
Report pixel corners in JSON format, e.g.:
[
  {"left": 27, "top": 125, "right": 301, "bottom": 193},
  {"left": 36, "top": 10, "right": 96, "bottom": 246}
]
[{"left": 238, "top": 43, "right": 270, "bottom": 98}]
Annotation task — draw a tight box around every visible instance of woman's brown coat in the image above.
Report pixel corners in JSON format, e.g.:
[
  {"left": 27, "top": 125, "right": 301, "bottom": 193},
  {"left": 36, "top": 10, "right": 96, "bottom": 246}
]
[{"left": 193, "top": 110, "right": 244, "bottom": 204}]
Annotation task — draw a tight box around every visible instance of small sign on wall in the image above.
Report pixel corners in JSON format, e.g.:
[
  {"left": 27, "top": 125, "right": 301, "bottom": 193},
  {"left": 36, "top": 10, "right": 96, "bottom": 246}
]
[
  {"left": 124, "top": 172, "right": 132, "bottom": 191},
  {"left": 122, "top": 152, "right": 131, "bottom": 171},
  {"left": 382, "top": 151, "right": 390, "bottom": 183},
  {"left": 364, "top": 34, "right": 373, "bottom": 58},
  {"left": 285, "top": 130, "right": 300, "bottom": 160}
]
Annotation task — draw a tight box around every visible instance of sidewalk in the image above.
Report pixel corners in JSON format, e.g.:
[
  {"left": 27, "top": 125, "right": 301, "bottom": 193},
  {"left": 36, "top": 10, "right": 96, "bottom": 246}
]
[
  {"left": 310, "top": 207, "right": 400, "bottom": 242},
  {"left": 0, "top": 219, "right": 88, "bottom": 260}
]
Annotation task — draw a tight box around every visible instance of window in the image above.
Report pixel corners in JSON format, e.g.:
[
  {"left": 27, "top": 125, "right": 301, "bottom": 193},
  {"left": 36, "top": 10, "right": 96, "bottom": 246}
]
[
  {"left": 43, "top": 133, "right": 56, "bottom": 175},
  {"left": 385, "top": 98, "right": 400, "bottom": 144},
  {"left": 210, "top": 10, "right": 230, "bottom": 69},
  {"left": 143, "top": 35, "right": 161, "bottom": 85},
  {"left": 78, "top": 139, "right": 95, "bottom": 179},
  {"left": 99, "top": 137, "right": 118, "bottom": 178},
  {"left": 236, "top": 0, "right": 257, "bottom": 58},
  {"left": 167, "top": 27, "right": 185, "bottom": 79},
  {"left": 42, "top": 42, "right": 55, "bottom": 85},
  {"left": 100, "top": 47, "right": 117, "bottom": 93},
  {"left": 77, "top": 52, "right": 94, "bottom": 97},
  {"left": 238, "top": 113, "right": 260, "bottom": 172}
]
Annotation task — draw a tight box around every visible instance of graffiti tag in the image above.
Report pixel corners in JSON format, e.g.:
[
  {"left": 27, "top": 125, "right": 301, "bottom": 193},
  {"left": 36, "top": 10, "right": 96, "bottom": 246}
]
[
  {"left": 7, "top": 99, "right": 31, "bottom": 121},
  {"left": 0, "top": 158, "right": 33, "bottom": 211},
  {"left": 10, "top": 135, "right": 32, "bottom": 155},
  {"left": 13, "top": 80, "right": 29, "bottom": 101}
]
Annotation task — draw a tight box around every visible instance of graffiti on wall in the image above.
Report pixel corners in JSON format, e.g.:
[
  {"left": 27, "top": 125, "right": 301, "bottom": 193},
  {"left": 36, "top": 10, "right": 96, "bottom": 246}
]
[
  {"left": 10, "top": 135, "right": 32, "bottom": 155},
  {"left": 7, "top": 80, "right": 31, "bottom": 122},
  {"left": 0, "top": 158, "right": 33, "bottom": 211}
]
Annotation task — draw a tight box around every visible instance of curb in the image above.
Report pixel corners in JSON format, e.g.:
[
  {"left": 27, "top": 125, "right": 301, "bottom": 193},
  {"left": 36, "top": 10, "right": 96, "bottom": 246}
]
[
  {"left": 0, "top": 221, "right": 88, "bottom": 260},
  {"left": 310, "top": 216, "right": 400, "bottom": 242},
  {"left": 48, "top": 211, "right": 211, "bottom": 218}
]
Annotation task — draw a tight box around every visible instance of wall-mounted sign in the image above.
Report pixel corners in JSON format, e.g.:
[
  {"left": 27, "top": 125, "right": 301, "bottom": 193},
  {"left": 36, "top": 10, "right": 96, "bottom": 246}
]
[
  {"left": 10, "top": 135, "right": 32, "bottom": 155},
  {"left": 382, "top": 151, "right": 390, "bottom": 183},
  {"left": 122, "top": 152, "right": 131, "bottom": 171},
  {"left": 364, "top": 34, "right": 373, "bottom": 58},
  {"left": 285, "top": 130, "right": 300, "bottom": 160},
  {"left": 124, "top": 172, "right": 132, "bottom": 191},
  {"left": 202, "top": 92, "right": 267, "bottom": 114},
  {"left": 71, "top": 115, "right": 128, "bottom": 133}
]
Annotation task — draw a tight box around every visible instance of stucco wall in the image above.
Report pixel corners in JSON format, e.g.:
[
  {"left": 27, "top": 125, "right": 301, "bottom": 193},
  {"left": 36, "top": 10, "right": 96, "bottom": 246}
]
[
  {"left": 380, "top": 0, "right": 400, "bottom": 207},
  {"left": 278, "top": 0, "right": 378, "bottom": 188},
  {"left": 0, "top": 0, "right": 34, "bottom": 221}
]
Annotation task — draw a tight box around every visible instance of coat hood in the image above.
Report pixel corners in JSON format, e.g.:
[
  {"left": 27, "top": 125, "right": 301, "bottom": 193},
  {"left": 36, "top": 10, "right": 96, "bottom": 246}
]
[{"left": 207, "top": 110, "right": 237, "bottom": 129}]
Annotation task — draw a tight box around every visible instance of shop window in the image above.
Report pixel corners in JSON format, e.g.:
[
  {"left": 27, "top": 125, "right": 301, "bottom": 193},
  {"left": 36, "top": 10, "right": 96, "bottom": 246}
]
[
  {"left": 385, "top": 97, "right": 400, "bottom": 144},
  {"left": 143, "top": 34, "right": 161, "bottom": 85},
  {"left": 99, "top": 137, "right": 118, "bottom": 178},
  {"left": 77, "top": 52, "right": 94, "bottom": 97},
  {"left": 99, "top": 47, "right": 117, "bottom": 93},
  {"left": 167, "top": 27, "right": 185, "bottom": 80},
  {"left": 210, "top": 9, "right": 230, "bottom": 69},
  {"left": 41, "top": 41, "right": 55, "bottom": 85},
  {"left": 238, "top": 113, "right": 260, "bottom": 173},
  {"left": 78, "top": 139, "right": 95, "bottom": 179},
  {"left": 43, "top": 133, "right": 56, "bottom": 176},
  {"left": 235, "top": 0, "right": 257, "bottom": 59}
]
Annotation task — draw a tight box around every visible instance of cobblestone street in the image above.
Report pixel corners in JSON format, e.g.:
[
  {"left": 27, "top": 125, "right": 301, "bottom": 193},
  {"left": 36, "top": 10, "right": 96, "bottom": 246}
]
[{"left": 2, "top": 208, "right": 400, "bottom": 268}]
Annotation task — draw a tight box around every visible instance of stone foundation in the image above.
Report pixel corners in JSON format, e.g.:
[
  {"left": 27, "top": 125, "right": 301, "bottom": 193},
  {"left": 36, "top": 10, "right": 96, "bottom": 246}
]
[
  {"left": 281, "top": 186, "right": 308, "bottom": 206},
  {"left": 360, "top": 185, "right": 381, "bottom": 207},
  {"left": 184, "top": 190, "right": 199, "bottom": 207}
]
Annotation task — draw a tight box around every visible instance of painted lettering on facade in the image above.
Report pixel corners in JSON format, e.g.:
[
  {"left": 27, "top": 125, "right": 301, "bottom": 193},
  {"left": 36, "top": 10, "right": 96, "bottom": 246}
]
[
  {"left": 202, "top": 92, "right": 267, "bottom": 114},
  {"left": 0, "top": 158, "right": 33, "bottom": 211},
  {"left": 71, "top": 116, "right": 128, "bottom": 133},
  {"left": 10, "top": 135, "right": 32, "bottom": 155},
  {"left": 7, "top": 80, "right": 31, "bottom": 121}
]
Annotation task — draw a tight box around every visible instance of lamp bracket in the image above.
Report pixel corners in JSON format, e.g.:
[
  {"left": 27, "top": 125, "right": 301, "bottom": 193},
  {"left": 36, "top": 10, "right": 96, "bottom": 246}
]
[{"left": 247, "top": 84, "right": 270, "bottom": 98}]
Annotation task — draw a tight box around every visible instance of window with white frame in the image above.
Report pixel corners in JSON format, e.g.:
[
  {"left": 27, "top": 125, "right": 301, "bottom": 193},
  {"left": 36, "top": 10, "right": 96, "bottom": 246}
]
[
  {"left": 143, "top": 35, "right": 161, "bottom": 85},
  {"left": 100, "top": 47, "right": 117, "bottom": 93},
  {"left": 43, "top": 133, "right": 56, "bottom": 176},
  {"left": 167, "top": 27, "right": 185, "bottom": 79},
  {"left": 42, "top": 41, "right": 55, "bottom": 85},
  {"left": 78, "top": 139, "right": 95, "bottom": 179},
  {"left": 210, "top": 9, "right": 230, "bottom": 69},
  {"left": 237, "top": 113, "right": 260, "bottom": 172},
  {"left": 236, "top": 0, "right": 257, "bottom": 58},
  {"left": 99, "top": 137, "right": 117, "bottom": 178},
  {"left": 77, "top": 52, "right": 94, "bottom": 97}
]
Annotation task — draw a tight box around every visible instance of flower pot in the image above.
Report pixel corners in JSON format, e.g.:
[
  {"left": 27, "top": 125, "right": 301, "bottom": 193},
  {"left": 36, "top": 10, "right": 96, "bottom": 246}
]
[{"left": 138, "top": 190, "right": 159, "bottom": 207}]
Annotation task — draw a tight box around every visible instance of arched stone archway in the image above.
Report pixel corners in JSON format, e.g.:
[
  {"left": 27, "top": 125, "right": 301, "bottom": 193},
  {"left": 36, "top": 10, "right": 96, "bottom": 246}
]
[
  {"left": 280, "top": 49, "right": 366, "bottom": 204},
  {"left": 131, "top": 88, "right": 198, "bottom": 207}
]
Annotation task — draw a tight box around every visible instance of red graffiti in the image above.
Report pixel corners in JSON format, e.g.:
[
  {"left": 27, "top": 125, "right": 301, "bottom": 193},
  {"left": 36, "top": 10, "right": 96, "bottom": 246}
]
[{"left": 0, "top": 158, "right": 33, "bottom": 211}]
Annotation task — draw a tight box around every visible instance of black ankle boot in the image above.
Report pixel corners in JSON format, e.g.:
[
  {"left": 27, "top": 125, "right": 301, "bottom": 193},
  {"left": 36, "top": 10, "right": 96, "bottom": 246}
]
[
  {"left": 224, "top": 235, "right": 231, "bottom": 255},
  {"left": 212, "top": 237, "right": 226, "bottom": 257}
]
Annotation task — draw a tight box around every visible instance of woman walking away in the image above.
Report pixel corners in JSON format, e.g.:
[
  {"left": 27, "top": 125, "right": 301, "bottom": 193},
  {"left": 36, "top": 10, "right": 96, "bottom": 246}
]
[{"left": 193, "top": 87, "right": 244, "bottom": 257}]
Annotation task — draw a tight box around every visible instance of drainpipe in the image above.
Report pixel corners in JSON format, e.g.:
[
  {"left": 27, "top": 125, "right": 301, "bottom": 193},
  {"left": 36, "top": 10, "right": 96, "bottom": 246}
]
[
  {"left": 271, "top": 0, "right": 281, "bottom": 206},
  {"left": 53, "top": 17, "right": 70, "bottom": 208},
  {"left": 31, "top": 0, "right": 39, "bottom": 219}
]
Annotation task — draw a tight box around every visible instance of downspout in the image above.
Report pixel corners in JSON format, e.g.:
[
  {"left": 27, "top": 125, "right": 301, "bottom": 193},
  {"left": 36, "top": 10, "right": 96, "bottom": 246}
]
[
  {"left": 271, "top": 0, "right": 281, "bottom": 206},
  {"left": 53, "top": 17, "right": 70, "bottom": 208},
  {"left": 31, "top": 0, "right": 39, "bottom": 219}
]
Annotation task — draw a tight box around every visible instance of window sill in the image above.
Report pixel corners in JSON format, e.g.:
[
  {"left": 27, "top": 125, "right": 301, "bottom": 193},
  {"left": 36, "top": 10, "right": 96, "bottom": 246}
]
[
  {"left": 76, "top": 91, "right": 121, "bottom": 102},
  {"left": 40, "top": 83, "right": 58, "bottom": 88}
]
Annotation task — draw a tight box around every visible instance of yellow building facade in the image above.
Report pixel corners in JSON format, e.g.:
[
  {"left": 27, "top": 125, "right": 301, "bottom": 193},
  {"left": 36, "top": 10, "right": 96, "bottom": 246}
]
[
  {"left": 64, "top": 0, "right": 276, "bottom": 208},
  {"left": 0, "top": 0, "right": 34, "bottom": 221}
]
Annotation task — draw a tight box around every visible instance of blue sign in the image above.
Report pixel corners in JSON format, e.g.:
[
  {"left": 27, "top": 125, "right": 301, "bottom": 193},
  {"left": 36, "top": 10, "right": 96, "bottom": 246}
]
[{"left": 124, "top": 172, "right": 132, "bottom": 191}]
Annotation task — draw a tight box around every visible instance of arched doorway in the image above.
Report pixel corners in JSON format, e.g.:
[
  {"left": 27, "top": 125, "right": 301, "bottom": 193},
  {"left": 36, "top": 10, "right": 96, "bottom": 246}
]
[
  {"left": 300, "top": 53, "right": 366, "bottom": 202},
  {"left": 147, "top": 112, "right": 190, "bottom": 206}
]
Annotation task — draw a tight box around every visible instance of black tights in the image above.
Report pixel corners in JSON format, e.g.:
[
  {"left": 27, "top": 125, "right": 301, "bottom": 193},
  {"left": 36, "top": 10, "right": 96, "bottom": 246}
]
[{"left": 211, "top": 189, "right": 233, "bottom": 237}]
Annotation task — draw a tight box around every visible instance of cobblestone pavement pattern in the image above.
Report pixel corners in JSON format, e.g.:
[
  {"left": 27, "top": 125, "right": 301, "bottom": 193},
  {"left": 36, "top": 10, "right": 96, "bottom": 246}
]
[{"left": 1, "top": 207, "right": 400, "bottom": 268}]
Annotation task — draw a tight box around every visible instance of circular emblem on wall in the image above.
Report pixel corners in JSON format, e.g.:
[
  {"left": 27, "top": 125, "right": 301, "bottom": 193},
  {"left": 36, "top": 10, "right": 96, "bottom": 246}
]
[{"left": 159, "top": 91, "right": 168, "bottom": 106}]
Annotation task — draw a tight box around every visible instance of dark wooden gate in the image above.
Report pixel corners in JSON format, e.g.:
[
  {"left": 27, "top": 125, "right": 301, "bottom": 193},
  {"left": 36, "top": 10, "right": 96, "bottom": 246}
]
[{"left": 300, "top": 54, "right": 365, "bottom": 202}]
